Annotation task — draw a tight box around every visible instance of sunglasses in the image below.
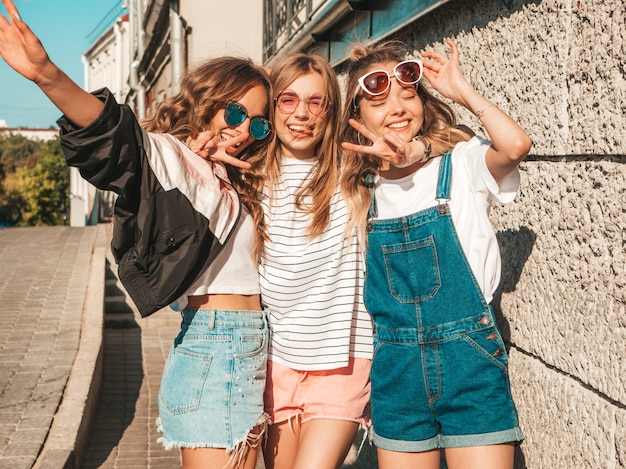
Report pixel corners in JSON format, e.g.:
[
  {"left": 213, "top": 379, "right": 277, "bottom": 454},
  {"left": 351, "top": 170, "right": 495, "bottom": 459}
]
[
  {"left": 224, "top": 102, "right": 271, "bottom": 140},
  {"left": 275, "top": 90, "right": 330, "bottom": 116},
  {"left": 357, "top": 60, "right": 423, "bottom": 97}
]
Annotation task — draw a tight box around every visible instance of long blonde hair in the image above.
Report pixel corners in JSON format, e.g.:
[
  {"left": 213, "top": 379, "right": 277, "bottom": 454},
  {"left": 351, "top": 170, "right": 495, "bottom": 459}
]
[
  {"left": 141, "top": 56, "right": 271, "bottom": 258},
  {"left": 339, "top": 41, "right": 471, "bottom": 245},
  {"left": 247, "top": 52, "right": 342, "bottom": 241}
]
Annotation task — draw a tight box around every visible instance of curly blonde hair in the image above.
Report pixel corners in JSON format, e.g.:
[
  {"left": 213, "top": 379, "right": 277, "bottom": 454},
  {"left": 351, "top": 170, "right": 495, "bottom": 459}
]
[
  {"left": 141, "top": 56, "right": 271, "bottom": 259},
  {"left": 246, "top": 52, "right": 342, "bottom": 243},
  {"left": 339, "top": 41, "right": 471, "bottom": 246}
]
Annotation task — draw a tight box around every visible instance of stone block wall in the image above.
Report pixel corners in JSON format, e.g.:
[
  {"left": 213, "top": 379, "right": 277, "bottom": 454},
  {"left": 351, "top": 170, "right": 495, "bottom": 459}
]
[{"left": 343, "top": 0, "right": 625, "bottom": 467}]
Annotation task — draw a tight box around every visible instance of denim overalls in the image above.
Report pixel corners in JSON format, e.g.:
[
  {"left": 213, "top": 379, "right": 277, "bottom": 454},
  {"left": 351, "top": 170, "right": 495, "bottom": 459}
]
[{"left": 365, "top": 153, "right": 524, "bottom": 452}]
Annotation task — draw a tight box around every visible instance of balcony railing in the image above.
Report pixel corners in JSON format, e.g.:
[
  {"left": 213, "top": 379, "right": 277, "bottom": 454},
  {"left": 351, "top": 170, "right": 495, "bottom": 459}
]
[
  {"left": 263, "top": 0, "right": 450, "bottom": 66},
  {"left": 263, "top": 0, "right": 331, "bottom": 62},
  {"left": 87, "top": 3, "right": 129, "bottom": 45}
]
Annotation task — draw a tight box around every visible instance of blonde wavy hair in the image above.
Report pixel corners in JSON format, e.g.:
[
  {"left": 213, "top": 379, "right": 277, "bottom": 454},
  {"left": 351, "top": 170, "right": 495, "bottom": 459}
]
[
  {"left": 339, "top": 41, "right": 471, "bottom": 246},
  {"left": 247, "top": 52, "right": 342, "bottom": 242},
  {"left": 141, "top": 56, "right": 271, "bottom": 258}
]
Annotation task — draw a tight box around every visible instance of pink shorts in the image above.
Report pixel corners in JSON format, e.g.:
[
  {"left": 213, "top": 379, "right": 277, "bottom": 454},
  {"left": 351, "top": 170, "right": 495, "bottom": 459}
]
[{"left": 264, "top": 358, "right": 371, "bottom": 425}]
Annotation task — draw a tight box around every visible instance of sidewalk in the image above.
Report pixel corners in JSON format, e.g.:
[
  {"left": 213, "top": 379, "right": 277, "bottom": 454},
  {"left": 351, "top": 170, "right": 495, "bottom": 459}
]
[
  {"left": 0, "top": 224, "right": 180, "bottom": 468},
  {"left": 0, "top": 224, "right": 251, "bottom": 468},
  {"left": 0, "top": 225, "right": 103, "bottom": 468}
]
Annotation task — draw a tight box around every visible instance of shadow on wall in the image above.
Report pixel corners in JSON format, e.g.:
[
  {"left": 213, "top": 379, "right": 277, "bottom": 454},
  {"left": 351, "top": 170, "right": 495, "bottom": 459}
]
[
  {"left": 494, "top": 225, "right": 536, "bottom": 469},
  {"left": 493, "top": 225, "right": 537, "bottom": 342}
]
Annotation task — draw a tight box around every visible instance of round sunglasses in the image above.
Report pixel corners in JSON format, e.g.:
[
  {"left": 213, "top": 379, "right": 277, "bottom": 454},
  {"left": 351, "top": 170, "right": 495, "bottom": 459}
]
[
  {"left": 274, "top": 90, "right": 330, "bottom": 116},
  {"left": 224, "top": 102, "right": 271, "bottom": 140},
  {"left": 357, "top": 60, "right": 424, "bottom": 96}
]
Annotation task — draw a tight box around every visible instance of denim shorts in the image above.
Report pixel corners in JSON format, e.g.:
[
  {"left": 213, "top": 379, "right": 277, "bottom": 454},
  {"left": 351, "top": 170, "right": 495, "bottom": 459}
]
[{"left": 157, "top": 308, "right": 269, "bottom": 451}]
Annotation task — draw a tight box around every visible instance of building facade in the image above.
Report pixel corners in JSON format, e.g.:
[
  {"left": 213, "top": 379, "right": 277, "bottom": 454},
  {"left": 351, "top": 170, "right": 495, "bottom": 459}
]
[
  {"left": 0, "top": 124, "right": 58, "bottom": 142},
  {"left": 127, "top": 0, "right": 264, "bottom": 118}
]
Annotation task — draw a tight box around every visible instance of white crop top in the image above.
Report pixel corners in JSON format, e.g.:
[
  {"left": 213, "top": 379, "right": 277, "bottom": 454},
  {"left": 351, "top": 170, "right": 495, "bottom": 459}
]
[{"left": 170, "top": 206, "right": 260, "bottom": 310}]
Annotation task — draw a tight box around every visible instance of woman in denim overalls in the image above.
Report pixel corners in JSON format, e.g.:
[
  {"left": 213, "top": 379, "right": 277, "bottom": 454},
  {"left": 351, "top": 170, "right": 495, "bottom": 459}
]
[{"left": 339, "top": 39, "right": 532, "bottom": 469}]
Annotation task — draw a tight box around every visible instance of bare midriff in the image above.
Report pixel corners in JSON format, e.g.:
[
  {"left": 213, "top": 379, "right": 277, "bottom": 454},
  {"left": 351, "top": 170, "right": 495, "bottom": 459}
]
[{"left": 186, "top": 294, "right": 262, "bottom": 311}]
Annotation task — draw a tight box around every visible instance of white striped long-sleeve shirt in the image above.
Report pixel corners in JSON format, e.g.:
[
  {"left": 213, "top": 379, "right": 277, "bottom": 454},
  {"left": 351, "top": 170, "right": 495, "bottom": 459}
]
[{"left": 259, "top": 157, "right": 374, "bottom": 370}]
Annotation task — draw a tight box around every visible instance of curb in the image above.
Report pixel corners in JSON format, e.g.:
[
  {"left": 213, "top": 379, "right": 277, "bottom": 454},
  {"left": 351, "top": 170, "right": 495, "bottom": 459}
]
[{"left": 33, "top": 223, "right": 110, "bottom": 469}]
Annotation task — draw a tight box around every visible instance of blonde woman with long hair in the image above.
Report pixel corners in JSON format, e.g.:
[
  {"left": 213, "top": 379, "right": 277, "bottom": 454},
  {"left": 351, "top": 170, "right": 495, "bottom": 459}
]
[{"left": 250, "top": 53, "right": 374, "bottom": 469}]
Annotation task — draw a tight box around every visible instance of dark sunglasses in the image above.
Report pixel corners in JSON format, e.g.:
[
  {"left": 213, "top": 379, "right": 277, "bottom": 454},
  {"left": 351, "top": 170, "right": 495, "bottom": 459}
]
[
  {"left": 224, "top": 102, "right": 271, "bottom": 140},
  {"left": 274, "top": 90, "right": 330, "bottom": 116},
  {"left": 357, "top": 60, "right": 423, "bottom": 96}
]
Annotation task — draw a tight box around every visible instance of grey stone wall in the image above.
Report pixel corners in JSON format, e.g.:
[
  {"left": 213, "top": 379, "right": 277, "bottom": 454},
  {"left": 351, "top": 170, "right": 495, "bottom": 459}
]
[{"left": 345, "top": 0, "right": 625, "bottom": 467}]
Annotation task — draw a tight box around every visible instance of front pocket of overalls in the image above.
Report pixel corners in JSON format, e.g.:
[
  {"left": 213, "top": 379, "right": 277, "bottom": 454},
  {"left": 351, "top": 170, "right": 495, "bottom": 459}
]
[
  {"left": 462, "top": 327, "right": 509, "bottom": 370},
  {"left": 382, "top": 235, "right": 441, "bottom": 303},
  {"left": 158, "top": 345, "right": 213, "bottom": 415}
]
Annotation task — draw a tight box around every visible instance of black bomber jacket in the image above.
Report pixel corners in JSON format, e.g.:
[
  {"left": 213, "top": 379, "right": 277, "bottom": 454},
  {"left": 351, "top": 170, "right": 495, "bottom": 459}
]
[{"left": 58, "top": 88, "right": 241, "bottom": 317}]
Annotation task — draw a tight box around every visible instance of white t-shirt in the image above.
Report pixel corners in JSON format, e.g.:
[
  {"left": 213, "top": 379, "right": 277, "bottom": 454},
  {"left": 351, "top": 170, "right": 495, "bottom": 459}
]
[
  {"left": 259, "top": 157, "right": 374, "bottom": 371},
  {"left": 374, "top": 136, "right": 520, "bottom": 303},
  {"left": 171, "top": 206, "right": 260, "bottom": 310}
]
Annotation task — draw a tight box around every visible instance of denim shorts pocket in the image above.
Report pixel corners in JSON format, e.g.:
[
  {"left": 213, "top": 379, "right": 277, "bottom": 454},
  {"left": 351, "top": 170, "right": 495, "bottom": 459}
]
[
  {"left": 159, "top": 345, "right": 213, "bottom": 415},
  {"left": 234, "top": 332, "right": 266, "bottom": 358},
  {"left": 382, "top": 235, "right": 441, "bottom": 303},
  {"left": 461, "top": 328, "right": 508, "bottom": 370}
]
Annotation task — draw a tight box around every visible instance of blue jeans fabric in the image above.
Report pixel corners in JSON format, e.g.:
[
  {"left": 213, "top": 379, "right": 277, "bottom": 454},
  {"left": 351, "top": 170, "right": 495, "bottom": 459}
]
[
  {"left": 365, "top": 153, "right": 523, "bottom": 451},
  {"left": 157, "top": 308, "right": 269, "bottom": 450}
]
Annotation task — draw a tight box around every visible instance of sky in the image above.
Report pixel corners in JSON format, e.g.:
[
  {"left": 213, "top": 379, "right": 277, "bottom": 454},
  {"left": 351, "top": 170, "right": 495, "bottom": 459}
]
[{"left": 0, "top": 0, "right": 123, "bottom": 128}]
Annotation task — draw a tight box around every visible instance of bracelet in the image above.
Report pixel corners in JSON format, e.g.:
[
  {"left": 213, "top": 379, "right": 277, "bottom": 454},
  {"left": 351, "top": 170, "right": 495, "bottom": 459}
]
[
  {"left": 475, "top": 103, "right": 494, "bottom": 122},
  {"left": 413, "top": 136, "right": 432, "bottom": 163}
]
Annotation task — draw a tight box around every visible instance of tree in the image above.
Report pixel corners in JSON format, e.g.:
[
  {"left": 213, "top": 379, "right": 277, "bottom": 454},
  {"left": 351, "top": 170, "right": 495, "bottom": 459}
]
[
  {"left": 0, "top": 134, "right": 40, "bottom": 174},
  {"left": 0, "top": 135, "right": 69, "bottom": 226},
  {"left": 0, "top": 184, "right": 27, "bottom": 226}
]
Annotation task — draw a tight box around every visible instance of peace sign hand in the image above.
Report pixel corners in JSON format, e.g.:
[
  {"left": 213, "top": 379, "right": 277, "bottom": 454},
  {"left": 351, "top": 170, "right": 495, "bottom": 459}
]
[
  {"left": 341, "top": 119, "right": 420, "bottom": 169},
  {"left": 186, "top": 131, "right": 253, "bottom": 170}
]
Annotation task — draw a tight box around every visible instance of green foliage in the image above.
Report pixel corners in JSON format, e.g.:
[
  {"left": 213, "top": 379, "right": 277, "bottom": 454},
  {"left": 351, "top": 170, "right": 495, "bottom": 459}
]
[
  {"left": 0, "top": 185, "right": 27, "bottom": 226},
  {"left": 0, "top": 134, "right": 69, "bottom": 227},
  {"left": 0, "top": 134, "right": 40, "bottom": 175}
]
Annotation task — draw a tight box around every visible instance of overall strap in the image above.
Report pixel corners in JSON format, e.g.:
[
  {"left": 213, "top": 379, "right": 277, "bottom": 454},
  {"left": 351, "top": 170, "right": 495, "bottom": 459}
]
[
  {"left": 436, "top": 153, "right": 453, "bottom": 201},
  {"left": 365, "top": 171, "right": 378, "bottom": 220}
]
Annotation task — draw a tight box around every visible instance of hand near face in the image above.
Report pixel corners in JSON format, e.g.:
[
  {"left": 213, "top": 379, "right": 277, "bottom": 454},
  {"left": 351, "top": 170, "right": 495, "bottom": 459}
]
[
  {"left": 421, "top": 38, "right": 474, "bottom": 109},
  {"left": 186, "top": 131, "right": 253, "bottom": 170},
  {"left": 341, "top": 118, "right": 421, "bottom": 170}
]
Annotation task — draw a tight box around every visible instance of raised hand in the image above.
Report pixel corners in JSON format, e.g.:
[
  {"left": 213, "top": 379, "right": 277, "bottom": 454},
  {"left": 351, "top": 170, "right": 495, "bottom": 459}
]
[
  {"left": 0, "top": 0, "right": 104, "bottom": 127},
  {"left": 423, "top": 38, "right": 532, "bottom": 179},
  {"left": 421, "top": 38, "right": 473, "bottom": 110},
  {"left": 0, "top": 0, "right": 53, "bottom": 83}
]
